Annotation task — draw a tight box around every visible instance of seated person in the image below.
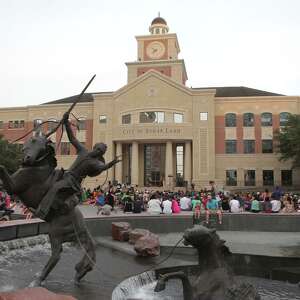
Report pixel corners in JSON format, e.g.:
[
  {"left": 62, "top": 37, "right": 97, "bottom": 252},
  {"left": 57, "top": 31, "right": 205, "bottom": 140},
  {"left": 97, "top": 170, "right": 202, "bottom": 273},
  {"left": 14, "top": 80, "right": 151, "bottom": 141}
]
[
  {"left": 180, "top": 194, "right": 192, "bottom": 211},
  {"left": 229, "top": 196, "right": 240, "bottom": 213},
  {"left": 171, "top": 197, "right": 181, "bottom": 213},
  {"left": 205, "top": 194, "right": 222, "bottom": 224},
  {"left": 251, "top": 198, "right": 260, "bottom": 213},
  {"left": 147, "top": 195, "right": 162, "bottom": 214},
  {"left": 270, "top": 197, "right": 281, "bottom": 213},
  {"left": 162, "top": 198, "right": 172, "bottom": 214}
]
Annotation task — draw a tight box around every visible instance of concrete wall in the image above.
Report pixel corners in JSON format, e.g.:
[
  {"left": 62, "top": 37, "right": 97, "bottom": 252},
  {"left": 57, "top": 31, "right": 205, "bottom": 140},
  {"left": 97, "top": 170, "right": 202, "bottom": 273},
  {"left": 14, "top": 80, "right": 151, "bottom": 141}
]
[{"left": 1, "top": 214, "right": 300, "bottom": 241}]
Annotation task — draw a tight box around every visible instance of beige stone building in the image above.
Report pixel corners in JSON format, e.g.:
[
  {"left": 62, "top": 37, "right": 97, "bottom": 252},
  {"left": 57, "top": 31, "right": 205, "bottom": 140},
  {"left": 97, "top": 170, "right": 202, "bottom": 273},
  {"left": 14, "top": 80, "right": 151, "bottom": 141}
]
[{"left": 1, "top": 16, "right": 300, "bottom": 191}]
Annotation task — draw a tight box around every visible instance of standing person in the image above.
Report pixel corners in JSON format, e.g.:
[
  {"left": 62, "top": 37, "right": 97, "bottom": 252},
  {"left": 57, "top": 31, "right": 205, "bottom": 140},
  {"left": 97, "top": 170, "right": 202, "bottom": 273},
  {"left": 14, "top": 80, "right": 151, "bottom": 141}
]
[
  {"left": 95, "top": 190, "right": 105, "bottom": 215},
  {"left": 105, "top": 190, "right": 115, "bottom": 210},
  {"left": 206, "top": 194, "right": 222, "bottom": 224},
  {"left": 33, "top": 112, "right": 121, "bottom": 220}
]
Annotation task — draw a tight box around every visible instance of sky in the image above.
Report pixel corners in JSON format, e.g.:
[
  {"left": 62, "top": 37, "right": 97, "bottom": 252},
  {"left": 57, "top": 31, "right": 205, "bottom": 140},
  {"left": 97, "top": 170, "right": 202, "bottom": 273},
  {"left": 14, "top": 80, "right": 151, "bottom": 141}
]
[{"left": 1, "top": 0, "right": 300, "bottom": 107}]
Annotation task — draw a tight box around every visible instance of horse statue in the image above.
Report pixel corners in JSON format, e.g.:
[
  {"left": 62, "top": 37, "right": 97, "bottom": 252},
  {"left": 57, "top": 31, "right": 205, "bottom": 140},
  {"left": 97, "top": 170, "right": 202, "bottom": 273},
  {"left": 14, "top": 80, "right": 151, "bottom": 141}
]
[
  {"left": 0, "top": 133, "right": 96, "bottom": 286},
  {"left": 155, "top": 225, "right": 260, "bottom": 300}
]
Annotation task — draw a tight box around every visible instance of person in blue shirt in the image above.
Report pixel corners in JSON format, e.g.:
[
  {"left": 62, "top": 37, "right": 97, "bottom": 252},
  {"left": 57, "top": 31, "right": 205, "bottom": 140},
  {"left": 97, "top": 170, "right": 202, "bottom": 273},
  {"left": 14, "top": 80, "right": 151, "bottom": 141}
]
[{"left": 205, "top": 194, "right": 222, "bottom": 224}]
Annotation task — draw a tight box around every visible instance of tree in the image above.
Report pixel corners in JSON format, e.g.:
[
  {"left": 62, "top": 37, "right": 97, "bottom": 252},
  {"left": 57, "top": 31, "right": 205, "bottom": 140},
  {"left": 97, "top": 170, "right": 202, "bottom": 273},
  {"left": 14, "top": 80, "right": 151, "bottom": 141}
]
[
  {"left": 275, "top": 114, "right": 300, "bottom": 168},
  {"left": 0, "top": 135, "right": 23, "bottom": 174}
]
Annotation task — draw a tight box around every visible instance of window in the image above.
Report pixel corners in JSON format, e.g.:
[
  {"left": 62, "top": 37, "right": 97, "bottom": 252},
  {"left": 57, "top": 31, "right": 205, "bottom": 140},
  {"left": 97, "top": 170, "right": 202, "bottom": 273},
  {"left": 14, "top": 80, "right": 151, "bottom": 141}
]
[
  {"left": 244, "top": 170, "right": 255, "bottom": 186},
  {"left": 0, "top": 121, "right": 3, "bottom": 129},
  {"left": 77, "top": 118, "right": 86, "bottom": 130},
  {"left": 176, "top": 144, "right": 184, "bottom": 186},
  {"left": 280, "top": 112, "right": 290, "bottom": 126},
  {"left": 174, "top": 113, "right": 183, "bottom": 123},
  {"left": 48, "top": 118, "right": 58, "bottom": 132},
  {"left": 200, "top": 112, "right": 208, "bottom": 121},
  {"left": 122, "top": 114, "right": 131, "bottom": 124},
  {"left": 8, "top": 120, "right": 25, "bottom": 129},
  {"left": 60, "top": 142, "right": 70, "bottom": 155},
  {"left": 140, "top": 112, "right": 164, "bottom": 123},
  {"left": 225, "top": 113, "right": 236, "bottom": 127},
  {"left": 33, "top": 119, "right": 43, "bottom": 129},
  {"left": 99, "top": 115, "right": 107, "bottom": 124},
  {"left": 244, "top": 140, "right": 255, "bottom": 153},
  {"left": 261, "top": 112, "right": 272, "bottom": 126},
  {"left": 263, "top": 170, "right": 274, "bottom": 186},
  {"left": 225, "top": 140, "right": 237, "bottom": 154},
  {"left": 262, "top": 140, "right": 273, "bottom": 153},
  {"left": 243, "top": 113, "right": 254, "bottom": 127},
  {"left": 281, "top": 170, "right": 292, "bottom": 186},
  {"left": 226, "top": 170, "right": 237, "bottom": 186}
]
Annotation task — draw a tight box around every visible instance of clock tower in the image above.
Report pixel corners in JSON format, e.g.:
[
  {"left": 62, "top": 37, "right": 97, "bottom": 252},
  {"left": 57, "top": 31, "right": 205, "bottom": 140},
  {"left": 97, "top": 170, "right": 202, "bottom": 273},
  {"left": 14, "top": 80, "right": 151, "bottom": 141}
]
[{"left": 126, "top": 15, "right": 188, "bottom": 85}]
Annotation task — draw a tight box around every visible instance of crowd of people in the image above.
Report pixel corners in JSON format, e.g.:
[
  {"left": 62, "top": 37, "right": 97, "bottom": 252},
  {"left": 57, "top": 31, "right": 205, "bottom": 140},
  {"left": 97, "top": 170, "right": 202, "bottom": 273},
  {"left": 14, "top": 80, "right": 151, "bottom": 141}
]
[
  {"left": 80, "top": 184, "right": 300, "bottom": 224},
  {"left": 1, "top": 182, "right": 300, "bottom": 224}
]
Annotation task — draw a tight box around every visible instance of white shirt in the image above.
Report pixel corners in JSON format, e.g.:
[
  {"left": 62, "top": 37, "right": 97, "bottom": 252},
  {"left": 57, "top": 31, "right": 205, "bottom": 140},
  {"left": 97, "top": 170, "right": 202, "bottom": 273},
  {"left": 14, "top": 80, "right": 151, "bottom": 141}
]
[
  {"left": 271, "top": 199, "right": 281, "bottom": 212},
  {"left": 180, "top": 197, "right": 191, "bottom": 210},
  {"left": 229, "top": 199, "right": 240, "bottom": 213},
  {"left": 162, "top": 199, "right": 172, "bottom": 214},
  {"left": 148, "top": 199, "right": 162, "bottom": 214}
]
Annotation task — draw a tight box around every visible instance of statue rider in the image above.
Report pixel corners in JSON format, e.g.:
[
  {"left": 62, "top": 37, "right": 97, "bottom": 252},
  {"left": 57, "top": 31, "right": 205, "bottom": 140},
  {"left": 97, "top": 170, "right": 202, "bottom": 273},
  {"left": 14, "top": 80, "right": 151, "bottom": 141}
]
[{"left": 34, "top": 112, "right": 121, "bottom": 220}]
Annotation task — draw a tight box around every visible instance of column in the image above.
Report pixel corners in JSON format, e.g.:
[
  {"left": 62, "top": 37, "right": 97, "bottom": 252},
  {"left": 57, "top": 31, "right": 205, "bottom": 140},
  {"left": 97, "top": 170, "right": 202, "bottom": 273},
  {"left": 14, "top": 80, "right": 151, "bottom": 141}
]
[
  {"left": 184, "top": 141, "right": 192, "bottom": 187},
  {"left": 115, "top": 142, "right": 122, "bottom": 184},
  {"left": 165, "top": 141, "right": 173, "bottom": 189},
  {"left": 131, "top": 141, "right": 139, "bottom": 186}
]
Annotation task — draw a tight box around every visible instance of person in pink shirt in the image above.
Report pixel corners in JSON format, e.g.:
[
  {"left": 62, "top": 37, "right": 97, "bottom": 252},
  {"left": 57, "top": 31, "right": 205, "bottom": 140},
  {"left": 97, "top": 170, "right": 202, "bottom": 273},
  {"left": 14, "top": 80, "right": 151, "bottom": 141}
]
[{"left": 171, "top": 196, "right": 181, "bottom": 213}]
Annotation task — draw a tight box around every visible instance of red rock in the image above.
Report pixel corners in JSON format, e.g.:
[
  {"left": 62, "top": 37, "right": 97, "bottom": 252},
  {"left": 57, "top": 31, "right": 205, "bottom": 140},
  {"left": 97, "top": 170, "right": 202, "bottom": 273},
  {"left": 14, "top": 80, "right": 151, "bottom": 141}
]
[
  {"left": 128, "top": 228, "right": 150, "bottom": 244},
  {"left": 0, "top": 287, "right": 76, "bottom": 300},
  {"left": 134, "top": 233, "right": 160, "bottom": 257},
  {"left": 111, "top": 222, "right": 131, "bottom": 241}
]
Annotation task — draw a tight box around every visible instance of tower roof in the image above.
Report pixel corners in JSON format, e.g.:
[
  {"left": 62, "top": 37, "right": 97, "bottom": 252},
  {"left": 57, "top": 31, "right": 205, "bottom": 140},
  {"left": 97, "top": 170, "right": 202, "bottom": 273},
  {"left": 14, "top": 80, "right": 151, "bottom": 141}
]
[{"left": 151, "top": 16, "right": 167, "bottom": 25}]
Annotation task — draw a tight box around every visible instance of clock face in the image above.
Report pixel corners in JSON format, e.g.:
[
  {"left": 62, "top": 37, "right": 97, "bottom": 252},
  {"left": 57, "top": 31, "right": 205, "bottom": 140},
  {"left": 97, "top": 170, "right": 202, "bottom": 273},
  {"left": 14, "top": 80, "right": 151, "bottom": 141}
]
[{"left": 146, "top": 41, "right": 165, "bottom": 59}]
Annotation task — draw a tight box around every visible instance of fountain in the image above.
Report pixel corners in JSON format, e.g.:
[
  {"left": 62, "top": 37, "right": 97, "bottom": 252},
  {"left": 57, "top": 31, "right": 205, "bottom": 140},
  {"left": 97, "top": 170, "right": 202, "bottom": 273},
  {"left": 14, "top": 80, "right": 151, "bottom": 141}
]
[{"left": 112, "top": 224, "right": 300, "bottom": 300}]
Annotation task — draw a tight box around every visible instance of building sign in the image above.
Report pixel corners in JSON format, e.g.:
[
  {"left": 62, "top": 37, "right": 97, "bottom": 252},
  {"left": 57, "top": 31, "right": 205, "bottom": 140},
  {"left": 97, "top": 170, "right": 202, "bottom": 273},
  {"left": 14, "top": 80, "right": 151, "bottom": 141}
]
[{"left": 122, "top": 127, "right": 181, "bottom": 136}]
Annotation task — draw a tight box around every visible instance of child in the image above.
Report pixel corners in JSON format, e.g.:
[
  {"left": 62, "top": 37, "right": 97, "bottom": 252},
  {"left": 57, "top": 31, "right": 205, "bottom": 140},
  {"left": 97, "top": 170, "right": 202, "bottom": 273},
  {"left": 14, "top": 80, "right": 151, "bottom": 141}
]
[{"left": 194, "top": 202, "right": 201, "bottom": 219}]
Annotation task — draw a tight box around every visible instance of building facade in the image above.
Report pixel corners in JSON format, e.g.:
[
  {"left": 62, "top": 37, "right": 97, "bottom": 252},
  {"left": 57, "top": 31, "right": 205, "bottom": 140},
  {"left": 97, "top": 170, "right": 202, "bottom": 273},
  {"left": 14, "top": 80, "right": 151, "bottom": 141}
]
[{"left": 1, "top": 16, "right": 300, "bottom": 190}]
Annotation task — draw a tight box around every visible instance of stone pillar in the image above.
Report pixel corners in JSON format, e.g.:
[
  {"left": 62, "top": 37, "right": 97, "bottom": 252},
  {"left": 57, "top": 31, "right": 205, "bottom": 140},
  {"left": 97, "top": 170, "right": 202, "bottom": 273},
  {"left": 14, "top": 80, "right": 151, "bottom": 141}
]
[
  {"left": 115, "top": 142, "right": 122, "bottom": 184},
  {"left": 184, "top": 141, "right": 192, "bottom": 187},
  {"left": 131, "top": 141, "right": 139, "bottom": 186},
  {"left": 165, "top": 141, "right": 173, "bottom": 189}
]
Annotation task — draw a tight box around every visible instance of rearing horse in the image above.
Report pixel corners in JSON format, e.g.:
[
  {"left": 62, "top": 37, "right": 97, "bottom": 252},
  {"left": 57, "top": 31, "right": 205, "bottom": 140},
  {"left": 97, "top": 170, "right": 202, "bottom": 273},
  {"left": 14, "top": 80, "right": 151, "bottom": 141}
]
[{"left": 0, "top": 134, "right": 96, "bottom": 286}]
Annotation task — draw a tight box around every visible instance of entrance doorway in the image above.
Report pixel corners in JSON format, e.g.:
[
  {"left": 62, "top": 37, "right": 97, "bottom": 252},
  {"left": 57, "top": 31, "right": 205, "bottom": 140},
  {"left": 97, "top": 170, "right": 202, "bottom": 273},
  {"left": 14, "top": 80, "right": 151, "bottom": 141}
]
[{"left": 144, "top": 144, "right": 165, "bottom": 186}]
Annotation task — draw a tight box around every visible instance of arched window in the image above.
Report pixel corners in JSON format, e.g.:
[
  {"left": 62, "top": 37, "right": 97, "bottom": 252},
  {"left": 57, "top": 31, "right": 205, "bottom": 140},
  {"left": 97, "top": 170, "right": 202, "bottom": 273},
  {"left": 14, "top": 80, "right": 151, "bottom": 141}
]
[
  {"left": 225, "top": 113, "right": 236, "bottom": 127},
  {"left": 280, "top": 112, "right": 290, "bottom": 126},
  {"left": 261, "top": 112, "right": 272, "bottom": 126},
  {"left": 243, "top": 113, "right": 254, "bottom": 127}
]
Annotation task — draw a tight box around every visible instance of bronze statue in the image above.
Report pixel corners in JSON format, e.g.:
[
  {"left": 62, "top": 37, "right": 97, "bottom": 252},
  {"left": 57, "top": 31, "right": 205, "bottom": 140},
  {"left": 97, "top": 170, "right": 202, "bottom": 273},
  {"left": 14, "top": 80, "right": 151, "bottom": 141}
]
[
  {"left": 155, "top": 225, "right": 260, "bottom": 300},
  {"left": 34, "top": 112, "right": 121, "bottom": 220},
  {"left": 0, "top": 111, "right": 121, "bottom": 286}
]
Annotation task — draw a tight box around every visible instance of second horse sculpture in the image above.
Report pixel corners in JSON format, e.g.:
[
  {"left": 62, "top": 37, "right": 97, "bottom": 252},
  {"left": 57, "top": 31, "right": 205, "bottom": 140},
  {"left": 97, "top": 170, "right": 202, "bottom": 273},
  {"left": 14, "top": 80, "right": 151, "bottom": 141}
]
[{"left": 0, "top": 113, "right": 120, "bottom": 286}]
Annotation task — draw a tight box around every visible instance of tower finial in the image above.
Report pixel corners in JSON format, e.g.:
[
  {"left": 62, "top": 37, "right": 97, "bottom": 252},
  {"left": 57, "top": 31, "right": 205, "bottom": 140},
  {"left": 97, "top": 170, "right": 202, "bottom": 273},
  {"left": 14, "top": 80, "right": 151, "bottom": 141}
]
[{"left": 158, "top": 11, "right": 160, "bottom": 17}]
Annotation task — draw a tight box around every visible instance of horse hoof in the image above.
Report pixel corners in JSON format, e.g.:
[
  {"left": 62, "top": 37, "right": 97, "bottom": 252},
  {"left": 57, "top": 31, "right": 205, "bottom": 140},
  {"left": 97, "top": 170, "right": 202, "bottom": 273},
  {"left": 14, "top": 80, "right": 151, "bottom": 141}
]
[
  {"left": 74, "top": 274, "right": 81, "bottom": 286},
  {"left": 29, "top": 279, "right": 42, "bottom": 287}
]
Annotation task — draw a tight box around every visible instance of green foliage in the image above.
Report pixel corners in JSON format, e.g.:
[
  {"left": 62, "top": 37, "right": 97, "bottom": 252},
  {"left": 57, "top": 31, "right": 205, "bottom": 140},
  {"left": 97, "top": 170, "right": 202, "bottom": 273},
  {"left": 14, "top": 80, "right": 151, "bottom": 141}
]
[
  {"left": 275, "top": 114, "right": 300, "bottom": 168},
  {"left": 0, "top": 135, "right": 23, "bottom": 174}
]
